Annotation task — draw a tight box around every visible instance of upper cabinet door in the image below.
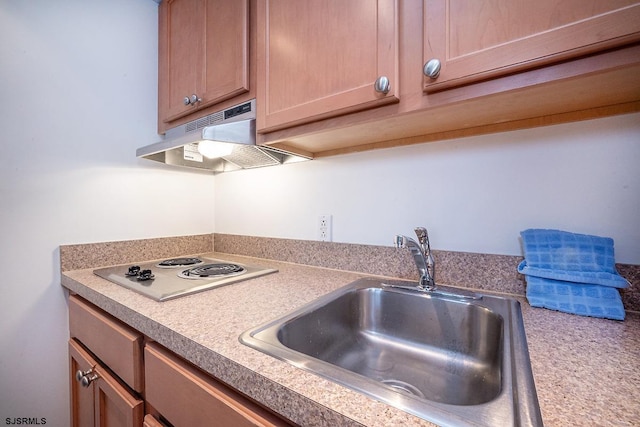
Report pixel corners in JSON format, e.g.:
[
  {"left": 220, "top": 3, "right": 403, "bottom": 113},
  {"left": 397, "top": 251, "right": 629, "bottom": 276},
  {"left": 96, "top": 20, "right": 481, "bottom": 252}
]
[
  {"left": 423, "top": 0, "right": 640, "bottom": 92},
  {"left": 159, "top": 0, "right": 250, "bottom": 126},
  {"left": 257, "top": 0, "right": 399, "bottom": 133}
]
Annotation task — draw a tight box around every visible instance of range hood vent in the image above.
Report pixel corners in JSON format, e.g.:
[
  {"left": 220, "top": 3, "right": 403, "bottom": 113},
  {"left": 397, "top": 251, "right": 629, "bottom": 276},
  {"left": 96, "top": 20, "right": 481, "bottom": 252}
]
[{"left": 137, "top": 99, "right": 311, "bottom": 173}]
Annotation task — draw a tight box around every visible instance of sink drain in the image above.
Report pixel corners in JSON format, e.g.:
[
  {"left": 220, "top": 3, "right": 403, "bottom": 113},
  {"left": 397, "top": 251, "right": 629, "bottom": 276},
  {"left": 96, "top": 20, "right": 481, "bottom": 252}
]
[{"left": 381, "top": 379, "right": 425, "bottom": 399}]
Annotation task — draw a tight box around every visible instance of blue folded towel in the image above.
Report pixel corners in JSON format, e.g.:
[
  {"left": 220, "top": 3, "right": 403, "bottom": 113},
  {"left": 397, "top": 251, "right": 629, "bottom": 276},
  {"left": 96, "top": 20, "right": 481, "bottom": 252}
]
[
  {"left": 518, "top": 260, "right": 629, "bottom": 288},
  {"left": 519, "top": 228, "right": 627, "bottom": 320},
  {"left": 518, "top": 229, "right": 629, "bottom": 288},
  {"left": 525, "top": 276, "right": 625, "bottom": 321}
]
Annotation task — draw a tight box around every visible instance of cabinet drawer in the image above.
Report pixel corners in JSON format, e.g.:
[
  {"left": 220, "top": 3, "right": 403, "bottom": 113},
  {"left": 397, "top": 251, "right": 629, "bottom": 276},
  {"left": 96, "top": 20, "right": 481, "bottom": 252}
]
[
  {"left": 69, "top": 295, "right": 144, "bottom": 393},
  {"left": 145, "top": 343, "right": 290, "bottom": 427}
]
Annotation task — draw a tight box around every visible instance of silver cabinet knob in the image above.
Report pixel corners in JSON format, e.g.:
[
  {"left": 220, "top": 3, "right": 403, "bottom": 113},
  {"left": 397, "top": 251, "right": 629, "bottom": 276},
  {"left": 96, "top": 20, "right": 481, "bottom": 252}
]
[
  {"left": 374, "top": 76, "right": 391, "bottom": 94},
  {"left": 80, "top": 372, "right": 99, "bottom": 388},
  {"left": 75, "top": 368, "right": 92, "bottom": 382},
  {"left": 76, "top": 367, "right": 99, "bottom": 387},
  {"left": 183, "top": 94, "right": 202, "bottom": 105},
  {"left": 75, "top": 369, "right": 87, "bottom": 382},
  {"left": 423, "top": 59, "right": 441, "bottom": 79}
]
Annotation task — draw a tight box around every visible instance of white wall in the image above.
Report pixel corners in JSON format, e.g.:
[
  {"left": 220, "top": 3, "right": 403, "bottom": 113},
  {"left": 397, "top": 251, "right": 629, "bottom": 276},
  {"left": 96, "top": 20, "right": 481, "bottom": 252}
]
[
  {"left": 215, "top": 113, "right": 640, "bottom": 264},
  {"left": 0, "top": 1, "right": 214, "bottom": 425}
]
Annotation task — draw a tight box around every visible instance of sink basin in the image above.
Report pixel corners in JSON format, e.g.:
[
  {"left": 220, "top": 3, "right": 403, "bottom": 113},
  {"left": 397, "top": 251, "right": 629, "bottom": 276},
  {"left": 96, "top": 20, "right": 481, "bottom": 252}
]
[
  {"left": 277, "top": 284, "right": 502, "bottom": 406},
  {"left": 240, "top": 278, "right": 542, "bottom": 426}
]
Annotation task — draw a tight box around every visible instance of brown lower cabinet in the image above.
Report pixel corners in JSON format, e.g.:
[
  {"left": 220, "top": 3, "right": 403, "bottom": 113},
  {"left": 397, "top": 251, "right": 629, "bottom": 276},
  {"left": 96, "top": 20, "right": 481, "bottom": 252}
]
[
  {"left": 68, "top": 295, "right": 292, "bottom": 427},
  {"left": 145, "top": 342, "right": 289, "bottom": 427},
  {"left": 69, "top": 339, "right": 144, "bottom": 427}
]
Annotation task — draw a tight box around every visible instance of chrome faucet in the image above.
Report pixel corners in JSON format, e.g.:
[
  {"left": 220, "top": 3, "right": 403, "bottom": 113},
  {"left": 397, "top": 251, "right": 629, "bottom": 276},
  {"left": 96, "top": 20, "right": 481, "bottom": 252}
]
[{"left": 395, "top": 227, "right": 436, "bottom": 291}]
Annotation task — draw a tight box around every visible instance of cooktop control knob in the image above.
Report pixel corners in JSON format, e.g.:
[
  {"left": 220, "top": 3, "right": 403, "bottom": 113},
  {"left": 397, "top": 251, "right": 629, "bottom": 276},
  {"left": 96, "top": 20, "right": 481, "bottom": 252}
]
[
  {"left": 126, "top": 266, "right": 141, "bottom": 276},
  {"left": 137, "top": 269, "right": 155, "bottom": 281}
]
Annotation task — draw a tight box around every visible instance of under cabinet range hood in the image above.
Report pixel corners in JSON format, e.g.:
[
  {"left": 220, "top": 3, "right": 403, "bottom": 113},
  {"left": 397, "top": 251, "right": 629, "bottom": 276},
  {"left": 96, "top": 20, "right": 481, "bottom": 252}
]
[{"left": 137, "top": 99, "right": 311, "bottom": 173}]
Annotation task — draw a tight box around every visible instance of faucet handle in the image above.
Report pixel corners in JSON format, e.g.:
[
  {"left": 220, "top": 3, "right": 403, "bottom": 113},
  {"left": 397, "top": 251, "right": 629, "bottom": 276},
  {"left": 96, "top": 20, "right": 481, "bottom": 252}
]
[{"left": 414, "top": 227, "right": 429, "bottom": 247}]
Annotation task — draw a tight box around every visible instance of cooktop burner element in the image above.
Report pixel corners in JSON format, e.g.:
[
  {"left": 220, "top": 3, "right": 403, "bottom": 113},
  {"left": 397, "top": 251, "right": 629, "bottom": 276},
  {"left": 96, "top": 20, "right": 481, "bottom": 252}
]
[
  {"left": 93, "top": 256, "right": 277, "bottom": 301},
  {"left": 157, "top": 257, "right": 203, "bottom": 268},
  {"left": 179, "top": 263, "right": 246, "bottom": 279}
]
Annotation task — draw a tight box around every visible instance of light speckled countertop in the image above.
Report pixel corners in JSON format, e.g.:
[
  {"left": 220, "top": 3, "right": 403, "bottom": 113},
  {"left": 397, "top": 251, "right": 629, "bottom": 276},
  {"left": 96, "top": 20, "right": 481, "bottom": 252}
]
[{"left": 61, "top": 252, "right": 640, "bottom": 426}]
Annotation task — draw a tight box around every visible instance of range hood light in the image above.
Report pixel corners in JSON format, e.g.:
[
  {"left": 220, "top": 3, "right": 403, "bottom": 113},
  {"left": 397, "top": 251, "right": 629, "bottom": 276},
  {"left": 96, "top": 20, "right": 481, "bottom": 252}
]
[
  {"left": 137, "top": 99, "right": 312, "bottom": 172},
  {"left": 197, "top": 140, "right": 234, "bottom": 159}
]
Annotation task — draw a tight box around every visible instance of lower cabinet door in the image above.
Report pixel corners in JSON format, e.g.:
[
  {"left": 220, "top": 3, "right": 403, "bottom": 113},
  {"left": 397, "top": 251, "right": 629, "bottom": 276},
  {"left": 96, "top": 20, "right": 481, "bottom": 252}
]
[
  {"left": 70, "top": 339, "right": 96, "bottom": 427},
  {"left": 144, "top": 342, "right": 290, "bottom": 426},
  {"left": 69, "top": 339, "right": 144, "bottom": 427},
  {"left": 94, "top": 366, "right": 144, "bottom": 427}
]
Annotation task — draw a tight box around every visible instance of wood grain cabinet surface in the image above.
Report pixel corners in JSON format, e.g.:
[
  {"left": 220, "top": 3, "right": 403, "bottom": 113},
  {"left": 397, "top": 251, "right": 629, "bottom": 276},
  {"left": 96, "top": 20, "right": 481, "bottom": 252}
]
[
  {"left": 422, "top": 0, "right": 640, "bottom": 92},
  {"left": 256, "top": 0, "right": 640, "bottom": 157},
  {"left": 158, "top": 0, "right": 251, "bottom": 132},
  {"left": 142, "top": 415, "right": 165, "bottom": 427},
  {"left": 67, "top": 296, "right": 294, "bottom": 427},
  {"left": 256, "top": 0, "right": 399, "bottom": 133},
  {"left": 144, "top": 342, "right": 291, "bottom": 427},
  {"left": 154, "top": 0, "right": 640, "bottom": 156},
  {"left": 69, "top": 339, "right": 144, "bottom": 427},
  {"left": 69, "top": 295, "right": 144, "bottom": 393}
]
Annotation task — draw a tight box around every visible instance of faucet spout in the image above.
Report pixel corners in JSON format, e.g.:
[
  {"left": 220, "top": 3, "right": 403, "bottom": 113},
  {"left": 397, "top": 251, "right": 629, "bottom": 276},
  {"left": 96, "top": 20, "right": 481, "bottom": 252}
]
[{"left": 394, "top": 227, "right": 436, "bottom": 291}]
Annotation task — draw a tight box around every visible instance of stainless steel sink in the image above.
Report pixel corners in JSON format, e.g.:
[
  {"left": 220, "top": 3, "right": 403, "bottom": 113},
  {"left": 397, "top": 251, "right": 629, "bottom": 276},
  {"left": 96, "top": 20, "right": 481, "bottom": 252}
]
[{"left": 240, "top": 278, "right": 542, "bottom": 426}]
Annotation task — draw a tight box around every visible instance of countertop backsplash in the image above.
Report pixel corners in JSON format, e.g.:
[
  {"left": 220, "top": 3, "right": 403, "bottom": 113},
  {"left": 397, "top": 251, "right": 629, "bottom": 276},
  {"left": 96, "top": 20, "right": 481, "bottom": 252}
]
[
  {"left": 213, "top": 233, "right": 639, "bottom": 313},
  {"left": 59, "top": 234, "right": 213, "bottom": 272},
  {"left": 59, "top": 233, "right": 639, "bottom": 313}
]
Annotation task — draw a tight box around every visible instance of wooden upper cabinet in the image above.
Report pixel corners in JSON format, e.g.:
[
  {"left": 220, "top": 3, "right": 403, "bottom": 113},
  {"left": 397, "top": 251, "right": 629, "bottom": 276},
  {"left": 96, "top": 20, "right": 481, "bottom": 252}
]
[
  {"left": 159, "top": 0, "right": 250, "bottom": 127},
  {"left": 423, "top": 0, "right": 640, "bottom": 92},
  {"left": 257, "top": 0, "right": 399, "bottom": 133}
]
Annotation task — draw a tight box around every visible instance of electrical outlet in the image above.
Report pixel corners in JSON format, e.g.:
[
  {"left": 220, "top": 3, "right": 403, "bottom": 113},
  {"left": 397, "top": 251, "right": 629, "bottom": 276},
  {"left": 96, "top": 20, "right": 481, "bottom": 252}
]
[{"left": 318, "top": 214, "right": 333, "bottom": 242}]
